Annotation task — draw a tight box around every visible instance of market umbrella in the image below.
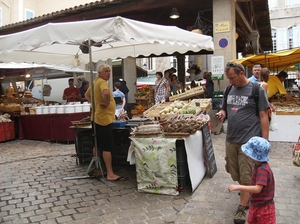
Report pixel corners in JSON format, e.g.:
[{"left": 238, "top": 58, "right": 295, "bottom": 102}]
[
  {"left": 0, "top": 16, "right": 214, "bottom": 184},
  {"left": 0, "top": 16, "right": 214, "bottom": 66},
  {"left": 232, "top": 47, "right": 300, "bottom": 71}
]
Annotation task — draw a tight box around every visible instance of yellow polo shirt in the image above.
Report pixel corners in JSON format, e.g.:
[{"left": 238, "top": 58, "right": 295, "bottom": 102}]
[
  {"left": 85, "top": 78, "right": 116, "bottom": 126},
  {"left": 267, "top": 75, "right": 287, "bottom": 99}
]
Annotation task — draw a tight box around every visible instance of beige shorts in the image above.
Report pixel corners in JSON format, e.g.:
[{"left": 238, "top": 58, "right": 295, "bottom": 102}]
[{"left": 225, "top": 141, "right": 254, "bottom": 184}]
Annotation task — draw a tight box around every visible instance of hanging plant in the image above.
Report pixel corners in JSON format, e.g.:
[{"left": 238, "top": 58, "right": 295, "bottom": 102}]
[
  {"left": 236, "top": 26, "right": 251, "bottom": 53},
  {"left": 242, "top": 43, "right": 256, "bottom": 57}
]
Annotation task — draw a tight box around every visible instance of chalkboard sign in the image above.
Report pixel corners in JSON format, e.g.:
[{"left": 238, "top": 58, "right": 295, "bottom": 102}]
[{"left": 202, "top": 124, "right": 217, "bottom": 178}]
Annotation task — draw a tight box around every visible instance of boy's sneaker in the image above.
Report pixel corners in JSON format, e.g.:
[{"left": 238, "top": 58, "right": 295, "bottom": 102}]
[
  {"left": 233, "top": 205, "right": 246, "bottom": 224},
  {"left": 245, "top": 199, "right": 250, "bottom": 210}
]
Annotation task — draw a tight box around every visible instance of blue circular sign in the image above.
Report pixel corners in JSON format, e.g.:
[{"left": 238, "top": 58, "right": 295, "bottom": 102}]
[{"left": 219, "top": 38, "right": 228, "bottom": 48}]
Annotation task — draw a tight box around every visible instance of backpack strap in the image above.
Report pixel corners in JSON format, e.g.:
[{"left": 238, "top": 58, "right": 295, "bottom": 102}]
[
  {"left": 221, "top": 84, "right": 232, "bottom": 113},
  {"left": 251, "top": 82, "right": 260, "bottom": 116}
]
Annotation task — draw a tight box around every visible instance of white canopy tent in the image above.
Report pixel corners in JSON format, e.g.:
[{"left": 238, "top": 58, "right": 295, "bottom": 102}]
[
  {"left": 0, "top": 62, "right": 92, "bottom": 73},
  {"left": 0, "top": 16, "right": 214, "bottom": 66},
  {"left": 0, "top": 16, "right": 214, "bottom": 183}
]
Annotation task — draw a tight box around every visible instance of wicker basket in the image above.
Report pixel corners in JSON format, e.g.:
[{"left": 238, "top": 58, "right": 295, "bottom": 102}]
[
  {"left": 131, "top": 109, "right": 139, "bottom": 115},
  {"left": 71, "top": 121, "right": 91, "bottom": 127}
]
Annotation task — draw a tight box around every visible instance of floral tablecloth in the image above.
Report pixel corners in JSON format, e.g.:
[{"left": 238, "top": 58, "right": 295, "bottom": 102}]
[
  {"left": 129, "top": 130, "right": 206, "bottom": 195},
  {"left": 129, "top": 136, "right": 178, "bottom": 195}
]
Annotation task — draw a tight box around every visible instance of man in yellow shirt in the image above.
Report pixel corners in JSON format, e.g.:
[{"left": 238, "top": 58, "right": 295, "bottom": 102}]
[
  {"left": 267, "top": 71, "right": 300, "bottom": 105},
  {"left": 86, "top": 64, "right": 128, "bottom": 181}
]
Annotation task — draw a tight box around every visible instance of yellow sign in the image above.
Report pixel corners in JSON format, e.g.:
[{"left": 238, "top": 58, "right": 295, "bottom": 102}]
[{"left": 214, "top": 21, "right": 230, "bottom": 33}]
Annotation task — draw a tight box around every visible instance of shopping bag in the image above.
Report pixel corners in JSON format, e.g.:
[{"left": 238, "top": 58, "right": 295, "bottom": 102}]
[
  {"left": 292, "top": 136, "right": 300, "bottom": 167},
  {"left": 269, "top": 112, "right": 278, "bottom": 131}
]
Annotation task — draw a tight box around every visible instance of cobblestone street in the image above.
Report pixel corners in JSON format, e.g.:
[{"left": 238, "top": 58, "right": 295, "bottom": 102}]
[{"left": 0, "top": 133, "right": 299, "bottom": 224}]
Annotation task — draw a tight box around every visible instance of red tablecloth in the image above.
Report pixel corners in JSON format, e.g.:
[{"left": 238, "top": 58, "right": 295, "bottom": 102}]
[
  {"left": 0, "top": 122, "right": 15, "bottom": 142},
  {"left": 18, "top": 112, "right": 90, "bottom": 142}
]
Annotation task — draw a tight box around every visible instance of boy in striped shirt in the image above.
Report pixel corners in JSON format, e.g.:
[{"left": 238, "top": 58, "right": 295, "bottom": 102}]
[{"left": 228, "top": 136, "right": 276, "bottom": 224}]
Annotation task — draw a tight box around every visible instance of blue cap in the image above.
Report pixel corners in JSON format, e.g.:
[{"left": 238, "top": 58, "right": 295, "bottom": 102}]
[{"left": 241, "top": 137, "right": 271, "bottom": 162}]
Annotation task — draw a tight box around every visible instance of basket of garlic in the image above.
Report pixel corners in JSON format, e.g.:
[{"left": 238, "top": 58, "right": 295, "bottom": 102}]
[
  {"left": 133, "top": 123, "right": 162, "bottom": 137},
  {"left": 160, "top": 113, "right": 210, "bottom": 138}
]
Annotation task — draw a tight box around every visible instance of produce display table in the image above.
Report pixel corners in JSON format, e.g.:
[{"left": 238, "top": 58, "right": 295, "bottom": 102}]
[
  {"left": 18, "top": 112, "right": 90, "bottom": 142},
  {"left": 269, "top": 114, "right": 300, "bottom": 142},
  {"left": 128, "top": 130, "right": 206, "bottom": 195}
]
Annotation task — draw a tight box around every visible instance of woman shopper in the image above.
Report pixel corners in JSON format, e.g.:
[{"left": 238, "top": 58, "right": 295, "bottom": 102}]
[{"left": 154, "top": 71, "right": 168, "bottom": 104}]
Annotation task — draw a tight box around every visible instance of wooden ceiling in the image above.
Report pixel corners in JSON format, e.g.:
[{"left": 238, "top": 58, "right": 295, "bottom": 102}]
[{"left": 0, "top": 0, "right": 272, "bottom": 52}]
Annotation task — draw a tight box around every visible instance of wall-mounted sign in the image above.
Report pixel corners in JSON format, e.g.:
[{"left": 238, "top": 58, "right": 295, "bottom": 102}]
[
  {"left": 219, "top": 38, "right": 228, "bottom": 48},
  {"left": 214, "top": 21, "right": 230, "bottom": 33},
  {"left": 211, "top": 56, "right": 224, "bottom": 75}
]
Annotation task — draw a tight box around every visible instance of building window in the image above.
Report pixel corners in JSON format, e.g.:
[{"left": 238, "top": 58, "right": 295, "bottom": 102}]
[
  {"left": 271, "top": 29, "right": 277, "bottom": 52},
  {"left": 147, "top": 58, "right": 153, "bottom": 70},
  {"left": 25, "top": 9, "right": 34, "bottom": 20},
  {"left": 286, "top": 0, "right": 300, "bottom": 7},
  {"left": 0, "top": 8, "right": 2, "bottom": 27},
  {"left": 288, "top": 27, "right": 293, "bottom": 49},
  {"left": 268, "top": 0, "right": 277, "bottom": 9}
]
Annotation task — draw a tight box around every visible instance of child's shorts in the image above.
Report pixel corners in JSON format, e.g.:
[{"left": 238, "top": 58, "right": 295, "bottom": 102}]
[{"left": 247, "top": 203, "right": 276, "bottom": 224}]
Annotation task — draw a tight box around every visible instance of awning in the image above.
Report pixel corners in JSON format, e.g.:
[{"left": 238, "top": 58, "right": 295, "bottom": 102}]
[
  {"left": 0, "top": 16, "right": 214, "bottom": 66},
  {"left": 0, "top": 62, "right": 93, "bottom": 73},
  {"left": 232, "top": 47, "right": 300, "bottom": 71}
]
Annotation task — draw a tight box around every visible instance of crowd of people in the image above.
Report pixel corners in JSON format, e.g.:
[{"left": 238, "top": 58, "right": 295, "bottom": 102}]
[
  {"left": 62, "top": 76, "right": 130, "bottom": 117},
  {"left": 62, "top": 78, "right": 90, "bottom": 103},
  {"left": 154, "top": 66, "right": 214, "bottom": 104}
]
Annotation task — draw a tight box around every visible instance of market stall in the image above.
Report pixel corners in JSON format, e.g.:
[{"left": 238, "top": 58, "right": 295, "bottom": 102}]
[
  {"left": 70, "top": 98, "right": 217, "bottom": 194},
  {"left": 269, "top": 99, "right": 300, "bottom": 142},
  {"left": 126, "top": 100, "right": 217, "bottom": 195}
]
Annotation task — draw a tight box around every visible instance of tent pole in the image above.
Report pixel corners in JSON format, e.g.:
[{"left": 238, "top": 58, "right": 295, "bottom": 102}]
[{"left": 63, "top": 39, "right": 114, "bottom": 186}]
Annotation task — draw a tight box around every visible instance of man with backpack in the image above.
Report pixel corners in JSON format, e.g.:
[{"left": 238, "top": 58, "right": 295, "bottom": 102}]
[{"left": 215, "top": 62, "right": 269, "bottom": 224}]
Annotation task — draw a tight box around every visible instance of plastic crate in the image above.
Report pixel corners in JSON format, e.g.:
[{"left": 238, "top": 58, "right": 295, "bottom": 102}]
[
  {"left": 212, "top": 91, "right": 224, "bottom": 110},
  {"left": 112, "top": 145, "right": 131, "bottom": 157},
  {"left": 112, "top": 155, "right": 135, "bottom": 169},
  {"left": 212, "top": 98, "right": 223, "bottom": 110},
  {"left": 76, "top": 130, "right": 93, "bottom": 165},
  {"left": 78, "top": 155, "right": 93, "bottom": 165},
  {"left": 113, "top": 128, "right": 130, "bottom": 145},
  {"left": 177, "top": 173, "right": 191, "bottom": 192},
  {"left": 112, "top": 121, "right": 126, "bottom": 128},
  {"left": 177, "top": 161, "right": 189, "bottom": 177},
  {"left": 175, "top": 140, "right": 190, "bottom": 191},
  {"left": 176, "top": 140, "right": 187, "bottom": 163}
]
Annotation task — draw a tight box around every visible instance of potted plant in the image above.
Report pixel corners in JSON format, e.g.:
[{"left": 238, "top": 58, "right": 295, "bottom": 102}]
[{"left": 242, "top": 43, "right": 256, "bottom": 57}]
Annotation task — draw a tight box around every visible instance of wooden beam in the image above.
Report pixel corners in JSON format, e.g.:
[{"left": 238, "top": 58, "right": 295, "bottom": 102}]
[{"left": 235, "top": 3, "right": 252, "bottom": 33}]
